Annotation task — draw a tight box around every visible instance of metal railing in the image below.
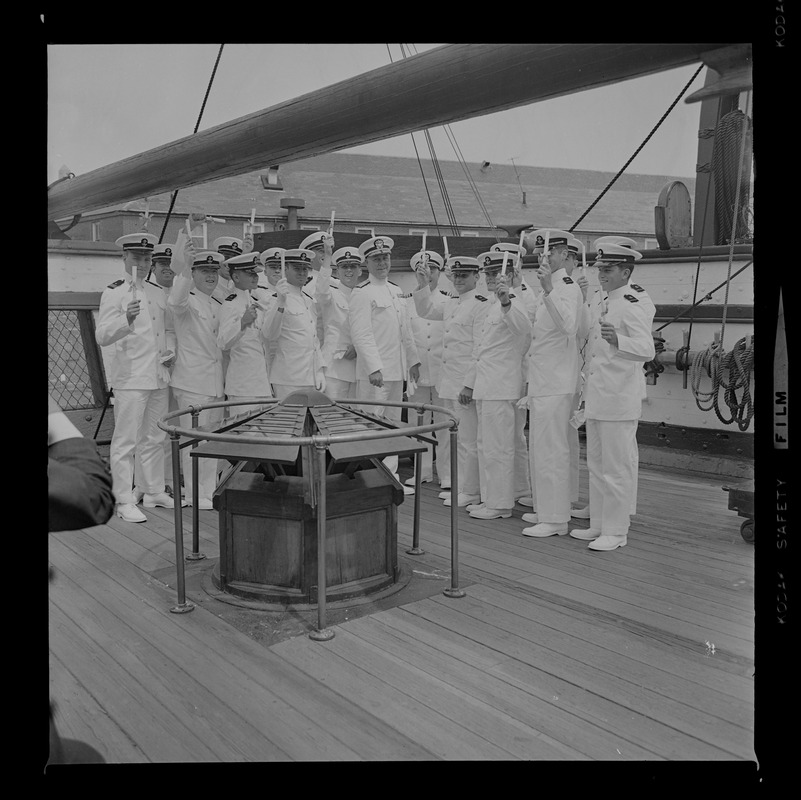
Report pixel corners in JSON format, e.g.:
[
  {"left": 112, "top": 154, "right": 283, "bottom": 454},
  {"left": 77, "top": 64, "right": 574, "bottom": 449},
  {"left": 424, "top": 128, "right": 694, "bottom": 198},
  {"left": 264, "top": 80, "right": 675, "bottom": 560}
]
[{"left": 158, "top": 397, "right": 463, "bottom": 637}]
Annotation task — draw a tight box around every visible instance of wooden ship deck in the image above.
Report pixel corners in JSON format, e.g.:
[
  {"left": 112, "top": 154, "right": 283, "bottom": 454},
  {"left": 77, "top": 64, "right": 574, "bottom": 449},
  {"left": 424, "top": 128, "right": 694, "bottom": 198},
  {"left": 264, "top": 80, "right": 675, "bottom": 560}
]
[{"left": 48, "top": 450, "right": 755, "bottom": 764}]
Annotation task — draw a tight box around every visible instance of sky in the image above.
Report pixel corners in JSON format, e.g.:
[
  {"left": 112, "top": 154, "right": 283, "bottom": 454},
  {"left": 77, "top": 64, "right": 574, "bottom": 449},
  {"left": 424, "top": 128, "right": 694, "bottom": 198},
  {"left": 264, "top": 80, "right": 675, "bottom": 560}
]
[{"left": 47, "top": 43, "right": 711, "bottom": 186}]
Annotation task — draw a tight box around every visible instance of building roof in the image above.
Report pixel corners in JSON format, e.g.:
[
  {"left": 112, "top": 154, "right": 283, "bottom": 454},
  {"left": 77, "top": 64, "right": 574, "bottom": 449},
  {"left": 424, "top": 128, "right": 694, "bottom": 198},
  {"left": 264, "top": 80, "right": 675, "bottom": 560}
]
[{"left": 91, "top": 152, "right": 696, "bottom": 235}]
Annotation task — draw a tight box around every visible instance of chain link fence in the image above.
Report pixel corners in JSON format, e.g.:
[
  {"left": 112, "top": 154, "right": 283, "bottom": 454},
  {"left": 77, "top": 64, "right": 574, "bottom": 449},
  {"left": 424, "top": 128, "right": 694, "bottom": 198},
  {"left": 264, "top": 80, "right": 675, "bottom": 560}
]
[{"left": 48, "top": 308, "right": 107, "bottom": 411}]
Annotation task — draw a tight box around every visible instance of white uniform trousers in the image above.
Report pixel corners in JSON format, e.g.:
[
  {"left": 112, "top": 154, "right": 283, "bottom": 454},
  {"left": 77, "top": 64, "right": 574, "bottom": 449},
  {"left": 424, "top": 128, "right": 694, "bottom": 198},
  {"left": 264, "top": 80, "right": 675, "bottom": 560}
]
[
  {"left": 357, "top": 379, "right": 403, "bottom": 479},
  {"left": 529, "top": 394, "right": 574, "bottom": 523},
  {"left": 325, "top": 377, "right": 357, "bottom": 401},
  {"left": 407, "top": 384, "right": 450, "bottom": 485},
  {"left": 134, "top": 386, "right": 177, "bottom": 496},
  {"left": 476, "top": 399, "right": 517, "bottom": 510},
  {"left": 110, "top": 387, "right": 169, "bottom": 505},
  {"left": 514, "top": 405, "right": 531, "bottom": 501},
  {"left": 442, "top": 397, "right": 479, "bottom": 496},
  {"left": 569, "top": 392, "right": 581, "bottom": 503},
  {"left": 630, "top": 439, "right": 639, "bottom": 515},
  {"left": 586, "top": 418, "right": 638, "bottom": 536},
  {"left": 273, "top": 384, "right": 318, "bottom": 401},
  {"left": 171, "top": 388, "right": 224, "bottom": 502}
]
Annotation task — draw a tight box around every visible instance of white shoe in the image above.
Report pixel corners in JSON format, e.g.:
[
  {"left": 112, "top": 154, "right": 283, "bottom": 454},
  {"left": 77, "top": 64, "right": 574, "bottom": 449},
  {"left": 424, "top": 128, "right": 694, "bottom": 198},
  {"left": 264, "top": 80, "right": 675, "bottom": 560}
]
[
  {"left": 588, "top": 534, "right": 627, "bottom": 551},
  {"left": 522, "top": 522, "right": 568, "bottom": 538},
  {"left": 405, "top": 476, "right": 432, "bottom": 486},
  {"left": 469, "top": 506, "right": 512, "bottom": 520},
  {"left": 570, "top": 505, "right": 590, "bottom": 519},
  {"left": 569, "top": 527, "right": 601, "bottom": 541},
  {"left": 142, "top": 492, "right": 187, "bottom": 508},
  {"left": 521, "top": 512, "right": 539, "bottom": 524},
  {"left": 516, "top": 496, "right": 535, "bottom": 508},
  {"left": 116, "top": 503, "right": 147, "bottom": 523},
  {"left": 438, "top": 490, "right": 451, "bottom": 499},
  {"left": 402, "top": 485, "right": 415, "bottom": 496},
  {"left": 465, "top": 502, "right": 485, "bottom": 512},
  {"left": 444, "top": 492, "right": 481, "bottom": 508},
  {"left": 197, "top": 498, "right": 214, "bottom": 510}
]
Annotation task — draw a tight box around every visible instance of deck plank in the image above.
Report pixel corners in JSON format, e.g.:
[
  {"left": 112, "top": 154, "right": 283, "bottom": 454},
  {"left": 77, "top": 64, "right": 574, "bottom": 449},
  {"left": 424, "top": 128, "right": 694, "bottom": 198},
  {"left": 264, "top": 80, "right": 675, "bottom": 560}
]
[
  {"left": 48, "top": 453, "right": 755, "bottom": 762},
  {"left": 341, "top": 613, "right": 657, "bottom": 760},
  {"left": 406, "top": 593, "right": 753, "bottom": 759}
]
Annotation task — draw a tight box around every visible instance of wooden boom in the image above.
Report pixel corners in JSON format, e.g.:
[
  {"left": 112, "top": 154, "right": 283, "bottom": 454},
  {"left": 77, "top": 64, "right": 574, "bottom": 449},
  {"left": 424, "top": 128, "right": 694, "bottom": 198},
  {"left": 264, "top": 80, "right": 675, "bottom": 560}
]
[{"left": 48, "top": 42, "right": 733, "bottom": 220}]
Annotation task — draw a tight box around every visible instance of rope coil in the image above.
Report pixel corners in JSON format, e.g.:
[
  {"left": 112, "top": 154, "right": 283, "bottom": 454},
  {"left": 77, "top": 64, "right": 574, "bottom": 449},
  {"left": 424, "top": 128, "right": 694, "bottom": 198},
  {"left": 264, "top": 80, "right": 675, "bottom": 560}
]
[{"left": 689, "top": 336, "right": 754, "bottom": 431}]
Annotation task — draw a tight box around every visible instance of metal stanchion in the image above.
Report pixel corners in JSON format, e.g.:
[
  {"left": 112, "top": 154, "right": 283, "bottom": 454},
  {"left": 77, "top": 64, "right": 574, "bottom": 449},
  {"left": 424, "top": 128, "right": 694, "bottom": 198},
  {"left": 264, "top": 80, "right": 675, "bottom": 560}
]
[
  {"left": 407, "top": 405, "right": 425, "bottom": 555},
  {"left": 443, "top": 424, "right": 465, "bottom": 598},
  {"left": 309, "top": 441, "right": 335, "bottom": 641},
  {"left": 186, "top": 406, "right": 206, "bottom": 561},
  {"left": 169, "top": 432, "right": 195, "bottom": 613}
]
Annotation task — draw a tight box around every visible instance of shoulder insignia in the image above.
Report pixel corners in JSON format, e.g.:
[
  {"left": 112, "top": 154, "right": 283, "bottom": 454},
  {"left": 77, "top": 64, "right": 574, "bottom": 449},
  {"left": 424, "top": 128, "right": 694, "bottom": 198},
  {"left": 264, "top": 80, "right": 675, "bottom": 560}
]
[
  {"left": 212, "top": 295, "right": 222, "bottom": 304},
  {"left": 563, "top": 276, "right": 574, "bottom": 284},
  {"left": 107, "top": 279, "right": 125, "bottom": 289},
  {"left": 258, "top": 283, "right": 269, "bottom": 290},
  {"left": 630, "top": 283, "right": 645, "bottom": 292},
  {"left": 145, "top": 278, "right": 159, "bottom": 288},
  {"left": 398, "top": 292, "right": 412, "bottom": 299},
  {"left": 624, "top": 294, "right": 639, "bottom": 303},
  {"left": 356, "top": 280, "right": 369, "bottom": 288},
  {"left": 304, "top": 276, "right": 313, "bottom": 285},
  {"left": 189, "top": 290, "right": 195, "bottom": 296},
  {"left": 225, "top": 293, "right": 238, "bottom": 301},
  {"left": 520, "top": 282, "right": 528, "bottom": 290},
  {"left": 302, "top": 290, "right": 313, "bottom": 300},
  {"left": 331, "top": 283, "right": 341, "bottom": 290},
  {"left": 509, "top": 293, "right": 517, "bottom": 299},
  {"left": 271, "top": 293, "right": 278, "bottom": 298},
  {"left": 388, "top": 280, "right": 399, "bottom": 287},
  {"left": 475, "top": 294, "right": 487, "bottom": 302}
]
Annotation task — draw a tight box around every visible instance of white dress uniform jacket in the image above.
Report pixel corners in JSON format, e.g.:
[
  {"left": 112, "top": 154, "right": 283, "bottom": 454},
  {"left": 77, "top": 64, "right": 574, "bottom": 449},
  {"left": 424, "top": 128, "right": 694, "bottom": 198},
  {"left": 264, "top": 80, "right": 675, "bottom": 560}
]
[
  {"left": 471, "top": 296, "right": 533, "bottom": 400},
  {"left": 579, "top": 282, "right": 656, "bottom": 420},
  {"left": 96, "top": 277, "right": 175, "bottom": 390},
  {"left": 527, "top": 268, "right": 584, "bottom": 397},
  {"left": 349, "top": 276, "right": 419, "bottom": 381},
  {"left": 315, "top": 267, "right": 356, "bottom": 384},
  {"left": 263, "top": 284, "right": 323, "bottom": 387},
  {"left": 217, "top": 289, "right": 273, "bottom": 397},
  {"left": 167, "top": 273, "right": 225, "bottom": 397},
  {"left": 412, "top": 286, "right": 490, "bottom": 398},
  {"left": 405, "top": 289, "right": 446, "bottom": 387}
]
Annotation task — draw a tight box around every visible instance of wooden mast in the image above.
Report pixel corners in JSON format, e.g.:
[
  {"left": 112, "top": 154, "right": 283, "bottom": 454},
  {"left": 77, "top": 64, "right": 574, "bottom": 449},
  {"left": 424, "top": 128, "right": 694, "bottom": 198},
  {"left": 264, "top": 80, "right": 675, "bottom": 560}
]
[{"left": 48, "top": 43, "right": 733, "bottom": 220}]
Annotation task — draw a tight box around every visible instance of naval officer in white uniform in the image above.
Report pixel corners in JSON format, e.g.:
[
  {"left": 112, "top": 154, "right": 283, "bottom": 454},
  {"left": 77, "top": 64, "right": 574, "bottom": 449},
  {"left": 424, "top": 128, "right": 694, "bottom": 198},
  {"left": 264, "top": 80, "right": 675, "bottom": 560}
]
[
  {"left": 314, "top": 246, "right": 363, "bottom": 401},
  {"left": 166, "top": 237, "right": 226, "bottom": 510},
  {"left": 490, "top": 241, "right": 535, "bottom": 508},
  {"left": 263, "top": 248, "right": 325, "bottom": 400},
  {"left": 466, "top": 251, "right": 532, "bottom": 519},
  {"left": 570, "top": 243, "right": 656, "bottom": 551},
  {"left": 519, "top": 229, "right": 584, "bottom": 538},
  {"left": 404, "top": 249, "right": 449, "bottom": 488},
  {"left": 348, "top": 235, "right": 420, "bottom": 493},
  {"left": 217, "top": 251, "right": 274, "bottom": 415},
  {"left": 413, "top": 255, "right": 490, "bottom": 506},
  {"left": 95, "top": 233, "right": 182, "bottom": 523},
  {"left": 135, "top": 241, "right": 178, "bottom": 498}
]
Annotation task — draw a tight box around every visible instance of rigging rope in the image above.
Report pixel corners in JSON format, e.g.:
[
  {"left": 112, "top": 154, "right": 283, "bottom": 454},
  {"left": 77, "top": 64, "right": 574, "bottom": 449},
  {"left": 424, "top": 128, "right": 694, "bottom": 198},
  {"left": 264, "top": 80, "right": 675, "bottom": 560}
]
[
  {"left": 689, "top": 335, "right": 754, "bottom": 430},
  {"left": 405, "top": 44, "right": 499, "bottom": 238},
  {"left": 158, "top": 44, "right": 226, "bottom": 244},
  {"left": 688, "top": 91, "right": 753, "bottom": 429},
  {"left": 568, "top": 64, "right": 704, "bottom": 232},
  {"left": 399, "top": 43, "right": 461, "bottom": 236},
  {"left": 386, "top": 44, "right": 444, "bottom": 235}
]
